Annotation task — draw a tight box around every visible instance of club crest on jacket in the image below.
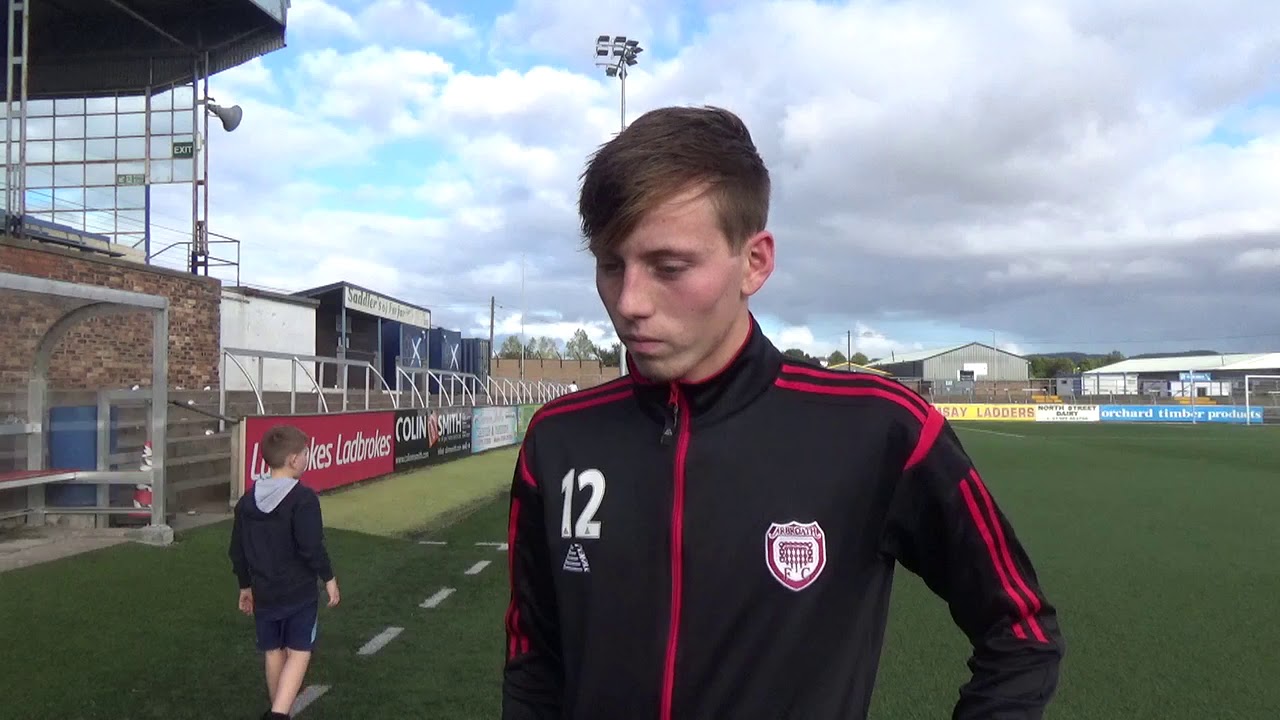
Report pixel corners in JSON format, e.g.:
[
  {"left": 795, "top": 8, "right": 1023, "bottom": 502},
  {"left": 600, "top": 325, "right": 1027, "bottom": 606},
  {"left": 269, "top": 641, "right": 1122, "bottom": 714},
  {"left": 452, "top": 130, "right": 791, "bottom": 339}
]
[{"left": 765, "top": 521, "right": 827, "bottom": 591}]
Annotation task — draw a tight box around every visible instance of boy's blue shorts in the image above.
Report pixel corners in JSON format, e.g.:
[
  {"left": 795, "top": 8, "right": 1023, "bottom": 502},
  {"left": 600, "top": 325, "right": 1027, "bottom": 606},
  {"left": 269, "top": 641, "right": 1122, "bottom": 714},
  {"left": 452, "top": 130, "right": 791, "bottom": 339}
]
[{"left": 254, "top": 599, "right": 319, "bottom": 652}]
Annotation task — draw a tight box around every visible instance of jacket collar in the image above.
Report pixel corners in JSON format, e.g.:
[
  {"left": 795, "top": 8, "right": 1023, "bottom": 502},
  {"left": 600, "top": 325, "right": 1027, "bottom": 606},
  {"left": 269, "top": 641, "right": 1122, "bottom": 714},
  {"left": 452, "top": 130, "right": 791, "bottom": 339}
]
[{"left": 628, "top": 313, "right": 782, "bottom": 427}]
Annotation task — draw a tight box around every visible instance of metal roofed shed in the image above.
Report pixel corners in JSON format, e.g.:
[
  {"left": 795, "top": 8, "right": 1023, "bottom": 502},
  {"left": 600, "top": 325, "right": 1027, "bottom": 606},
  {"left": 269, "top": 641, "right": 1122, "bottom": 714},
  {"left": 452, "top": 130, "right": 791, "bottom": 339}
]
[
  {"left": 867, "top": 342, "right": 1030, "bottom": 383},
  {"left": 290, "top": 281, "right": 433, "bottom": 395},
  {"left": 1080, "top": 352, "right": 1280, "bottom": 400}
]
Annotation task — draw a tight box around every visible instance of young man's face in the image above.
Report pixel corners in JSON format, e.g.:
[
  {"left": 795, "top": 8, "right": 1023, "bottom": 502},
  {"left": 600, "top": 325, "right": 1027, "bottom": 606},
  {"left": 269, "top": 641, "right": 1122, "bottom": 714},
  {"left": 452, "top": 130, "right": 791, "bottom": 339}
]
[{"left": 595, "top": 185, "right": 774, "bottom": 383}]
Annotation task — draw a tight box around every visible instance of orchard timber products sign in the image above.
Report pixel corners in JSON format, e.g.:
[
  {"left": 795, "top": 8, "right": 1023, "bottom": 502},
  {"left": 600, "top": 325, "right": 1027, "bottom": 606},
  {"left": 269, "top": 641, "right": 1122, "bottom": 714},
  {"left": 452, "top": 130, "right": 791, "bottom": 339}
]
[{"left": 344, "top": 285, "right": 430, "bottom": 328}]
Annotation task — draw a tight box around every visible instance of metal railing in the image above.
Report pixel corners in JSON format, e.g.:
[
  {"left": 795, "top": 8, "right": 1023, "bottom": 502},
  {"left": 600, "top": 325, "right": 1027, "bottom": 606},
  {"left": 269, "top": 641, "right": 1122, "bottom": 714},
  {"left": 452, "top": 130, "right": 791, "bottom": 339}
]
[{"left": 218, "top": 349, "right": 574, "bottom": 422}]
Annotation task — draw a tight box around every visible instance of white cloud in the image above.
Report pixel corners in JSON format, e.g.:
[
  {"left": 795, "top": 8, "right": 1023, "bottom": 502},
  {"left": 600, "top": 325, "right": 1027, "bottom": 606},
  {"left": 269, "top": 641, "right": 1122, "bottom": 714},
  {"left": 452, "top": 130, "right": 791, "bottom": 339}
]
[{"left": 148, "top": 0, "right": 1280, "bottom": 358}]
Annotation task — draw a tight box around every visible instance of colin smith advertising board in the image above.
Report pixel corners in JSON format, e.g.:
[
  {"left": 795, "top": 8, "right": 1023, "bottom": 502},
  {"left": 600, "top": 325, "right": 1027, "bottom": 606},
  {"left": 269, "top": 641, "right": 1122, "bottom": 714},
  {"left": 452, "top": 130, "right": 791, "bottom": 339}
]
[
  {"left": 1034, "top": 404, "right": 1101, "bottom": 423},
  {"left": 243, "top": 411, "right": 395, "bottom": 493},
  {"left": 472, "top": 406, "right": 518, "bottom": 453},
  {"left": 932, "top": 403, "right": 1037, "bottom": 422},
  {"left": 393, "top": 407, "right": 473, "bottom": 470}
]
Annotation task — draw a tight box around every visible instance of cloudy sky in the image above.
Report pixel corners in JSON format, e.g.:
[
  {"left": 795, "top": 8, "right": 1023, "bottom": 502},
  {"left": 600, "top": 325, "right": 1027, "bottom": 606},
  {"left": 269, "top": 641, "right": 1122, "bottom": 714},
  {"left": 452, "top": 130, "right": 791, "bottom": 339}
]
[{"left": 139, "top": 0, "right": 1280, "bottom": 360}]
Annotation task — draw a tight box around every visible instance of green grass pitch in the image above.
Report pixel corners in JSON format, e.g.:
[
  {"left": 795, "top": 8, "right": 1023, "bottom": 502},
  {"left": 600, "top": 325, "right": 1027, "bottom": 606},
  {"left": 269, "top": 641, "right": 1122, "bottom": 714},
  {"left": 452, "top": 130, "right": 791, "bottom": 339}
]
[{"left": 0, "top": 423, "right": 1276, "bottom": 718}]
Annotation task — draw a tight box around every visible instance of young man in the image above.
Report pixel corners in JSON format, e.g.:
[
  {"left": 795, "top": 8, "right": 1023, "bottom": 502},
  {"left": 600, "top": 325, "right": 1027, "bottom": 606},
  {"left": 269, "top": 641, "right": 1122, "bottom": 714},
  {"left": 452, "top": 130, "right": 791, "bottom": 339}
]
[
  {"left": 230, "top": 424, "right": 340, "bottom": 720},
  {"left": 501, "top": 105, "right": 1065, "bottom": 720}
]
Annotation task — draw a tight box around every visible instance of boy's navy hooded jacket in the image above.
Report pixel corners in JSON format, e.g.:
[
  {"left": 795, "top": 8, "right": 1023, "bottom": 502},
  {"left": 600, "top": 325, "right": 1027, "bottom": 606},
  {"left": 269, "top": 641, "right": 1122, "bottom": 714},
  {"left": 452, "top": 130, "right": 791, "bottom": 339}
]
[
  {"left": 502, "top": 316, "right": 1064, "bottom": 720},
  {"left": 229, "top": 476, "right": 333, "bottom": 609}
]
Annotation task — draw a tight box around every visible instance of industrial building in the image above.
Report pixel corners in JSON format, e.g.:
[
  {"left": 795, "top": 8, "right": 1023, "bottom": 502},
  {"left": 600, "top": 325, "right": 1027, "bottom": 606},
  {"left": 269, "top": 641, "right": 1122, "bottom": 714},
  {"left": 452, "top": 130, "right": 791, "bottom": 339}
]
[
  {"left": 866, "top": 342, "right": 1030, "bottom": 383},
  {"left": 1081, "top": 352, "right": 1280, "bottom": 398}
]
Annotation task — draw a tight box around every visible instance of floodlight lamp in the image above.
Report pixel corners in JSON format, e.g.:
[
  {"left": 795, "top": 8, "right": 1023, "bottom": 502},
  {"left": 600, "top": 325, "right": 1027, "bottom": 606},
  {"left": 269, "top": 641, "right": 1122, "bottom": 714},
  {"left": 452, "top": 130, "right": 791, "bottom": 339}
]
[
  {"left": 207, "top": 103, "right": 243, "bottom": 132},
  {"left": 614, "top": 36, "right": 627, "bottom": 43},
  {"left": 606, "top": 66, "right": 618, "bottom": 77},
  {"left": 597, "top": 34, "right": 610, "bottom": 42}
]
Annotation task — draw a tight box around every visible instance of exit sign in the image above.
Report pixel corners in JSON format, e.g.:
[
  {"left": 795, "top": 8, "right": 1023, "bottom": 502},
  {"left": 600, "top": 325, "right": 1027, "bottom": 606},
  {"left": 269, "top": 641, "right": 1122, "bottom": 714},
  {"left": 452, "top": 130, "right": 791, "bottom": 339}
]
[{"left": 172, "top": 141, "right": 195, "bottom": 158}]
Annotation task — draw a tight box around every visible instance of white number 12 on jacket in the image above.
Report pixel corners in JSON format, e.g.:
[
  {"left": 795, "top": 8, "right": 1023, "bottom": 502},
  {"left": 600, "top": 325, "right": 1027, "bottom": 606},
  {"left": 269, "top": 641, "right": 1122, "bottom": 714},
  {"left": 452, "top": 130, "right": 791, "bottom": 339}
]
[{"left": 560, "top": 468, "right": 606, "bottom": 540}]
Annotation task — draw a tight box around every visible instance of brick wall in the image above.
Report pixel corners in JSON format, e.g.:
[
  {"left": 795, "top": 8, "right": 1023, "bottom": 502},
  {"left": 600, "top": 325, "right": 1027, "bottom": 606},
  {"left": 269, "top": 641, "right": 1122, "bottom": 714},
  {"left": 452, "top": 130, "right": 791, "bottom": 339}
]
[
  {"left": 491, "top": 357, "right": 621, "bottom": 388},
  {"left": 0, "top": 237, "right": 221, "bottom": 390}
]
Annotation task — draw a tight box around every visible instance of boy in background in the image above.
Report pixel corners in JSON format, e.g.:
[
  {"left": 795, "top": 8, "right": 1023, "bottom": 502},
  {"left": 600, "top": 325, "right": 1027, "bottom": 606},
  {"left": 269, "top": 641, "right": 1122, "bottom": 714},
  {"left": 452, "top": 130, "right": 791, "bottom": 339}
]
[{"left": 229, "top": 424, "right": 340, "bottom": 720}]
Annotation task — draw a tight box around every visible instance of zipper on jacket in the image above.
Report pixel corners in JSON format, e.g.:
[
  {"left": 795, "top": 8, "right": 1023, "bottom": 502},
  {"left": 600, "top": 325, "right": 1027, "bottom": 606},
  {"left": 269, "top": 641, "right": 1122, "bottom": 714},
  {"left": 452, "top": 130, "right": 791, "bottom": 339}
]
[
  {"left": 660, "top": 382, "right": 690, "bottom": 720},
  {"left": 661, "top": 383, "right": 679, "bottom": 445}
]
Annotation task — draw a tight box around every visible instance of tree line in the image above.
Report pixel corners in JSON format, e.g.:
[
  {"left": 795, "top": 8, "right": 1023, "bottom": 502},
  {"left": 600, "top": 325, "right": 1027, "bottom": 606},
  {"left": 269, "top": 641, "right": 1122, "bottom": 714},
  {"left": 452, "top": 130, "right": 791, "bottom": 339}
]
[
  {"left": 496, "top": 330, "right": 622, "bottom": 366},
  {"left": 496, "top": 330, "right": 1132, "bottom": 378}
]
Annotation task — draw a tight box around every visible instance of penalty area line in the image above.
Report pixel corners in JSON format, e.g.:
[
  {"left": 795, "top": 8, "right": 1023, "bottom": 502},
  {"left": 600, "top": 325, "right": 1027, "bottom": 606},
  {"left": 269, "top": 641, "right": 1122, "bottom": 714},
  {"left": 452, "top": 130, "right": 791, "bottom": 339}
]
[
  {"left": 290, "top": 684, "right": 330, "bottom": 715},
  {"left": 356, "top": 626, "right": 404, "bottom": 656},
  {"left": 421, "top": 587, "right": 456, "bottom": 609}
]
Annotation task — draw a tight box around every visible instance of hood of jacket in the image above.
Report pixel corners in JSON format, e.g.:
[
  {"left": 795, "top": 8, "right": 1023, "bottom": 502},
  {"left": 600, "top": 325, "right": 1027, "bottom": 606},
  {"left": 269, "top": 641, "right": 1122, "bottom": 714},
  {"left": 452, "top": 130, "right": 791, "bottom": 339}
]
[{"left": 252, "top": 474, "right": 299, "bottom": 514}]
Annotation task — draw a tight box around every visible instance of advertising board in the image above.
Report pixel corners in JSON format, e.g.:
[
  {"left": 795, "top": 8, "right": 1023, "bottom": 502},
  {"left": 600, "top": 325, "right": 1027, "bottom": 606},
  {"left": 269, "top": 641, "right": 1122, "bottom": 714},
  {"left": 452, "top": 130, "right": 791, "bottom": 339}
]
[
  {"left": 235, "top": 404, "right": 544, "bottom": 500},
  {"left": 1034, "top": 404, "right": 1101, "bottom": 423},
  {"left": 1098, "top": 405, "right": 1263, "bottom": 425},
  {"left": 516, "top": 404, "right": 539, "bottom": 443},
  {"left": 393, "top": 407, "right": 473, "bottom": 471},
  {"left": 932, "top": 403, "right": 1037, "bottom": 422},
  {"left": 242, "top": 411, "right": 395, "bottom": 493},
  {"left": 473, "top": 406, "right": 518, "bottom": 453}
]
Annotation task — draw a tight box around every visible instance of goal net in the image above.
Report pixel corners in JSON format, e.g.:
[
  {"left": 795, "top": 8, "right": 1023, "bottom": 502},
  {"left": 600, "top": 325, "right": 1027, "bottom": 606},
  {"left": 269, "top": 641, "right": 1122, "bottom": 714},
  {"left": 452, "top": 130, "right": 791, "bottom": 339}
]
[{"left": 1244, "top": 375, "right": 1280, "bottom": 425}]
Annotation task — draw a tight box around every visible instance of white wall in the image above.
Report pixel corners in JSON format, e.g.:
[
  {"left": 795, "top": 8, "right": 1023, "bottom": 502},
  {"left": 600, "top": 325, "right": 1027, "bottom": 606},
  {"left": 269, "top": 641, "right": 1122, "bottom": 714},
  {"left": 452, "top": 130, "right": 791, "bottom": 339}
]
[
  {"left": 220, "top": 290, "right": 317, "bottom": 392},
  {"left": 1081, "top": 373, "right": 1138, "bottom": 395}
]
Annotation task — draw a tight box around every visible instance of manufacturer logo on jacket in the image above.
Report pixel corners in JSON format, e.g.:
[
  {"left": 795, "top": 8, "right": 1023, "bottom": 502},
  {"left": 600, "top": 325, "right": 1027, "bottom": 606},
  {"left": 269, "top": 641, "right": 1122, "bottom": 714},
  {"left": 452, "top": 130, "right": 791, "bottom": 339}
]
[{"left": 765, "top": 521, "right": 827, "bottom": 591}]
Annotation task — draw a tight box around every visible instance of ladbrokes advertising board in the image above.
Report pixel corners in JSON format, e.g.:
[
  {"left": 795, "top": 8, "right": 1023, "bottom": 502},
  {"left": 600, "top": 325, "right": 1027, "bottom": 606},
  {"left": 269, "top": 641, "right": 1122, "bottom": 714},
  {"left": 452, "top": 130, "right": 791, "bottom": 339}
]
[
  {"left": 932, "top": 403, "right": 1037, "bottom": 422},
  {"left": 242, "top": 412, "right": 396, "bottom": 493},
  {"left": 393, "top": 407, "right": 472, "bottom": 471}
]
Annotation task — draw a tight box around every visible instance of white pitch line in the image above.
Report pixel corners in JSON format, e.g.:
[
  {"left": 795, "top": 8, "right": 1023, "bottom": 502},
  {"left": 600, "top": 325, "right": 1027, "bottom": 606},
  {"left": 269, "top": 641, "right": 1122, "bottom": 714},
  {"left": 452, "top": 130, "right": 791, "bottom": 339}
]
[
  {"left": 418, "top": 540, "right": 447, "bottom": 546},
  {"left": 356, "top": 626, "right": 404, "bottom": 656},
  {"left": 475, "top": 542, "right": 508, "bottom": 551},
  {"left": 290, "top": 684, "right": 330, "bottom": 715},
  {"left": 465, "top": 560, "right": 492, "bottom": 575},
  {"left": 956, "top": 426, "right": 1025, "bottom": 439},
  {"left": 421, "top": 587, "right": 456, "bottom": 609}
]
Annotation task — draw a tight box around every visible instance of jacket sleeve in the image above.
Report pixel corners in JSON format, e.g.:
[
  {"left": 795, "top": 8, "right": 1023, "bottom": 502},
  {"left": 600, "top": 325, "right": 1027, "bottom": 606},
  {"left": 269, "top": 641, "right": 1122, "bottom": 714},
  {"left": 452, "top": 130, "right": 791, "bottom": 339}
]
[
  {"left": 292, "top": 490, "right": 335, "bottom": 582},
  {"left": 228, "top": 502, "right": 252, "bottom": 590},
  {"left": 502, "top": 438, "right": 563, "bottom": 719},
  {"left": 880, "top": 409, "right": 1064, "bottom": 719}
]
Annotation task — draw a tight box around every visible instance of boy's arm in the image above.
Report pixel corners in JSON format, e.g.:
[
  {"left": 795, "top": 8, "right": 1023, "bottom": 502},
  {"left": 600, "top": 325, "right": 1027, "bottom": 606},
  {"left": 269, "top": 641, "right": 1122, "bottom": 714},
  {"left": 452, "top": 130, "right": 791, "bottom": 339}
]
[
  {"left": 502, "top": 440, "right": 562, "bottom": 720},
  {"left": 880, "top": 411, "right": 1065, "bottom": 719},
  {"left": 292, "top": 490, "right": 335, "bottom": 583},
  {"left": 228, "top": 502, "right": 251, "bottom": 589}
]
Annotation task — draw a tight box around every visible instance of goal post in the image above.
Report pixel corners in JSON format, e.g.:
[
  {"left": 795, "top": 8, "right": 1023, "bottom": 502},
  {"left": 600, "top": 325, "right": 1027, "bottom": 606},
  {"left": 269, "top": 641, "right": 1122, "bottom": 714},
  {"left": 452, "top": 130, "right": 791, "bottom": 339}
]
[{"left": 1244, "top": 375, "right": 1280, "bottom": 426}]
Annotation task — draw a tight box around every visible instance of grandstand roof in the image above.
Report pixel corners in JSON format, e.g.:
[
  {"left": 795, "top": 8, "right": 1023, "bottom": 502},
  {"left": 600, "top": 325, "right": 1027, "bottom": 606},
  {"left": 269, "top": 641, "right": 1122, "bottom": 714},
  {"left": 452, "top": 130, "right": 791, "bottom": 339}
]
[
  {"left": 13, "top": 0, "right": 287, "bottom": 99},
  {"left": 1083, "top": 353, "right": 1267, "bottom": 375},
  {"left": 1217, "top": 352, "right": 1280, "bottom": 372}
]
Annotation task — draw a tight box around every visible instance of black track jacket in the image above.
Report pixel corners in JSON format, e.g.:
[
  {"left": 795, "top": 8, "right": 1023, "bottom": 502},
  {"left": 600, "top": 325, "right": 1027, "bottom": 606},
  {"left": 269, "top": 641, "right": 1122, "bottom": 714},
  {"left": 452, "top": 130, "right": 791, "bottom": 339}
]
[{"left": 503, "top": 317, "right": 1064, "bottom": 719}]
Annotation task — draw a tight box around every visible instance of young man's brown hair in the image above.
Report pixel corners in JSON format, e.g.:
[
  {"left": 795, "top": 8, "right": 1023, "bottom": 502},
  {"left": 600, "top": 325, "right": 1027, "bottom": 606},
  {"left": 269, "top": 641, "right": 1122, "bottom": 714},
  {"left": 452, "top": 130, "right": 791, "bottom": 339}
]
[
  {"left": 259, "top": 424, "right": 309, "bottom": 469},
  {"left": 578, "top": 105, "right": 771, "bottom": 255}
]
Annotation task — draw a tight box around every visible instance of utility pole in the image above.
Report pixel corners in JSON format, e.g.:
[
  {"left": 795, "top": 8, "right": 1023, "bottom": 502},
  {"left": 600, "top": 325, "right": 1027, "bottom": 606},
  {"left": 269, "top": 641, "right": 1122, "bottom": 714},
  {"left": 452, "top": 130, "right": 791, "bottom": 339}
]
[
  {"left": 488, "top": 296, "right": 496, "bottom": 377},
  {"left": 847, "top": 330, "right": 853, "bottom": 371}
]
